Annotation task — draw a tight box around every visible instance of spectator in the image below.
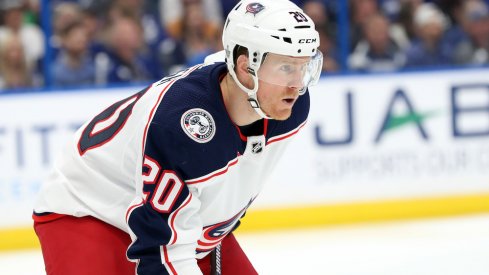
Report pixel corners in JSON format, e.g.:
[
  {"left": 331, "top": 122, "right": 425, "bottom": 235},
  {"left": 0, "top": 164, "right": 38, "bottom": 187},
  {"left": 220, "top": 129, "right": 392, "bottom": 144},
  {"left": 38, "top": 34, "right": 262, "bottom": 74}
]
[
  {"left": 397, "top": 0, "right": 424, "bottom": 41},
  {"left": 436, "top": 0, "right": 465, "bottom": 56},
  {"left": 380, "top": 0, "right": 411, "bottom": 50},
  {"left": 159, "top": 0, "right": 223, "bottom": 39},
  {"left": 303, "top": 0, "right": 330, "bottom": 28},
  {"left": 51, "top": 2, "right": 108, "bottom": 58},
  {"left": 380, "top": 0, "right": 403, "bottom": 22},
  {"left": 349, "top": 0, "right": 380, "bottom": 51},
  {"left": 404, "top": 3, "right": 453, "bottom": 68},
  {"left": 79, "top": 5, "right": 106, "bottom": 56},
  {"left": 95, "top": 16, "right": 154, "bottom": 84},
  {"left": 51, "top": 2, "right": 83, "bottom": 59},
  {"left": 303, "top": 0, "right": 339, "bottom": 72},
  {"left": 349, "top": 13, "right": 406, "bottom": 72},
  {"left": 182, "top": 0, "right": 222, "bottom": 65},
  {"left": 434, "top": 0, "right": 463, "bottom": 25},
  {"left": 52, "top": 19, "right": 95, "bottom": 87},
  {"left": 0, "top": 33, "right": 33, "bottom": 90},
  {"left": 0, "top": 0, "right": 44, "bottom": 75},
  {"left": 159, "top": 0, "right": 221, "bottom": 74},
  {"left": 451, "top": 0, "right": 489, "bottom": 65},
  {"left": 108, "top": 0, "right": 166, "bottom": 78},
  {"left": 24, "top": 0, "right": 40, "bottom": 25}
]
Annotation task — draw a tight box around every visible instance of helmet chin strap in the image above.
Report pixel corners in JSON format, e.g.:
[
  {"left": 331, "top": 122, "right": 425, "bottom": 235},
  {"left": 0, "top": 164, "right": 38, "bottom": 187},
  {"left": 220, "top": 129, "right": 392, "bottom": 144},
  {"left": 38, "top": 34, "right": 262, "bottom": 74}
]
[
  {"left": 228, "top": 66, "right": 271, "bottom": 119},
  {"left": 247, "top": 92, "right": 271, "bottom": 119}
]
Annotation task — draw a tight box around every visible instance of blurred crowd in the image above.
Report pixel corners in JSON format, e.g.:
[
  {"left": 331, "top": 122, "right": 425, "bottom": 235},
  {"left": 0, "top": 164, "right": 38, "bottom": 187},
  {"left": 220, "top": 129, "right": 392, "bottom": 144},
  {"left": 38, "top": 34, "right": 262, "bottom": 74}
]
[{"left": 0, "top": 0, "right": 488, "bottom": 91}]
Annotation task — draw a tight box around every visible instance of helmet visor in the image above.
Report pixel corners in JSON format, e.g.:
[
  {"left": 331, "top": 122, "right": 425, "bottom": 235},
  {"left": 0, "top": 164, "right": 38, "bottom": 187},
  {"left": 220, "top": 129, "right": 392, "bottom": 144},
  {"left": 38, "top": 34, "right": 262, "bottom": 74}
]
[{"left": 256, "top": 50, "right": 323, "bottom": 90}]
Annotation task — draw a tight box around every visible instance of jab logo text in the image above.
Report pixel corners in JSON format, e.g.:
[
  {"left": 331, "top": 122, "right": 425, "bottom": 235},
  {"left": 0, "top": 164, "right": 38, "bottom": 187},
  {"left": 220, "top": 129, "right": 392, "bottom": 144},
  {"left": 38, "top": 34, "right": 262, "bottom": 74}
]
[{"left": 314, "top": 84, "right": 489, "bottom": 146}]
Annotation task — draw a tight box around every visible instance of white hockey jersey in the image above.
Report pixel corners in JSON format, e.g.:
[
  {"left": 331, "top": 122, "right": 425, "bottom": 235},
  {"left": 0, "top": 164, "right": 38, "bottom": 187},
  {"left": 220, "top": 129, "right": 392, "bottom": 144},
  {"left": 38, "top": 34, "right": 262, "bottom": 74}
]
[{"left": 33, "top": 62, "right": 310, "bottom": 274}]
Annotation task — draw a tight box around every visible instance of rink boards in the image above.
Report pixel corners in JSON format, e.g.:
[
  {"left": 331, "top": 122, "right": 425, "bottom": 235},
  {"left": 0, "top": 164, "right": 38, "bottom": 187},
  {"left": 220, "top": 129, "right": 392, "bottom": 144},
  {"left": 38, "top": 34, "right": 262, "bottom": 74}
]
[{"left": 1, "top": 68, "right": 489, "bottom": 250}]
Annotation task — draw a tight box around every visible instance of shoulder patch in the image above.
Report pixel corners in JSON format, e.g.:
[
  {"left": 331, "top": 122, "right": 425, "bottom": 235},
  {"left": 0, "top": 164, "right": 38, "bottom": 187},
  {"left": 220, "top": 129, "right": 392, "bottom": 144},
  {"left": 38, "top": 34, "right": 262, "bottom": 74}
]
[{"left": 181, "top": 108, "right": 216, "bottom": 143}]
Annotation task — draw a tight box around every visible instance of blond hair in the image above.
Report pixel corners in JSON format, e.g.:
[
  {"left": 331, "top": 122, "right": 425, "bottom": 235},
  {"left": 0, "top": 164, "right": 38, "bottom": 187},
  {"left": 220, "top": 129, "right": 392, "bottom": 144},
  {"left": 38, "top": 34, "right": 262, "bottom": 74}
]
[{"left": 0, "top": 31, "right": 32, "bottom": 89}]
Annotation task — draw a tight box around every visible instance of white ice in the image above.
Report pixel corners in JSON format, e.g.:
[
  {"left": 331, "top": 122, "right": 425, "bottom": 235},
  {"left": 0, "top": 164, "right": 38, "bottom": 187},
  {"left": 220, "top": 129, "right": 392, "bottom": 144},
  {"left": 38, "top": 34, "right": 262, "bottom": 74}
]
[{"left": 1, "top": 214, "right": 488, "bottom": 275}]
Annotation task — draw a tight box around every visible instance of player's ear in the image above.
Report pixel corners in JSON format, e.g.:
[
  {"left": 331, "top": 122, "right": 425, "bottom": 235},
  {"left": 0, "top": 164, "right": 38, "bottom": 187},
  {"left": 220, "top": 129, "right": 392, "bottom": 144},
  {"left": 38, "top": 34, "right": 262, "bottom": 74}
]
[{"left": 235, "top": 54, "right": 254, "bottom": 90}]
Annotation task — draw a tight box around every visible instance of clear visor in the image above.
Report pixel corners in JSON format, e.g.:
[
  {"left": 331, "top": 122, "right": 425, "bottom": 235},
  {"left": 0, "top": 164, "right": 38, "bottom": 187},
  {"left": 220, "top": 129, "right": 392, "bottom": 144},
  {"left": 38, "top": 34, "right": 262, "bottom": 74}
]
[{"left": 256, "top": 50, "right": 323, "bottom": 91}]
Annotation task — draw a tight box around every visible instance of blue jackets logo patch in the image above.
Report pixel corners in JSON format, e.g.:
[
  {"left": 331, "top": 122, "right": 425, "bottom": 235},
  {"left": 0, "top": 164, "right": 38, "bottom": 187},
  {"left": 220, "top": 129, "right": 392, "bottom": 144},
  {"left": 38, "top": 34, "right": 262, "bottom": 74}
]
[
  {"left": 196, "top": 198, "right": 254, "bottom": 253},
  {"left": 181, "top": 108, "right": 216, "bottom": 143},
  {"left": 246, "top": 3, "right": 265, "bottom": 16}
]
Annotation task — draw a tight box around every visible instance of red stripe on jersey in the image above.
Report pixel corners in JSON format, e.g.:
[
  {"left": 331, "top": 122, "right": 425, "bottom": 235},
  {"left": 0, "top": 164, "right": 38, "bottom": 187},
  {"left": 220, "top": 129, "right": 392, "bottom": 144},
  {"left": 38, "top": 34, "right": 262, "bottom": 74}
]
[
  {"left": 89, "top": 94, "right": 140, "bottom": 137},
  {"left": 32, "top": 212, "right": 66, "bottom": 223},
  {"left": 142, "top": 155, "right": 161, "bottom": 183},
  {"left": 234, "top": 124, "right": 247, "bottom": 141},
  {"left": 266, "top": 120, "right": 307, "bottom": 145},
  {"left": 234, "top": 119, "right": 268, "bottom": 141},
  {"left": 168, "top": 193, "right": 193, "bottom": 245},
  {"left": 125, "top": 200, "right": 144, "bottom": 223},
  {"left": 162, "top": 245, "right": 178, "bottom": 275},
  {"left": 263, "top": 118, "right": 269, "bottom": 136},
  {"left": 141, "top": 82, "right": 174, "bottom": 158},
  {"left": 186, "top": 157, "right": 239, "bottom": 185}
]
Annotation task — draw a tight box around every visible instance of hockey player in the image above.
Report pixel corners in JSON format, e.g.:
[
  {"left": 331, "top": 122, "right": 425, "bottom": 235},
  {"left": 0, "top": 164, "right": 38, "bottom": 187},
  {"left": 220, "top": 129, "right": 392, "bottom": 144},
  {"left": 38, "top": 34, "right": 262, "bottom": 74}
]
[{"left": 33, "top": 0, "right": 322, "bottom": 274}]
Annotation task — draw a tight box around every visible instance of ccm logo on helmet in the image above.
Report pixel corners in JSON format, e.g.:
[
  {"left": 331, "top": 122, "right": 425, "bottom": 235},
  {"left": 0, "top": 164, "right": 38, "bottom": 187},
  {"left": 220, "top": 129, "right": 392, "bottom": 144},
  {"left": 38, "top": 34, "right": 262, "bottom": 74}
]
[{"left": 298, "top": 38, "right": 317, "bottom": 44}]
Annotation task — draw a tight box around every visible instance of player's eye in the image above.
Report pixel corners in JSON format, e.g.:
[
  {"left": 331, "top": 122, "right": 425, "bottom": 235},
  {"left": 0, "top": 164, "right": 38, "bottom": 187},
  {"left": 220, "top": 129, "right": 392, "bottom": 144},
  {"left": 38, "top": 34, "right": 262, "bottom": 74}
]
[{"left": 279, "top": 64, "right": 294, "bottom": 73}]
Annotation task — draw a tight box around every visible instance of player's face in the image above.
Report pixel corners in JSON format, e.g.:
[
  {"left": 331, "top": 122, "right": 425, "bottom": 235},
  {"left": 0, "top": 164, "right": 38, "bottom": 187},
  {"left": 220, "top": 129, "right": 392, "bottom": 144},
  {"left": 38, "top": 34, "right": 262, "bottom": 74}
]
[
  {"left": 256, "top": 54, "right": 311, "bottom": 120},
  {"left": 256, "top": 79, "right": 301, "bottom": 120}
]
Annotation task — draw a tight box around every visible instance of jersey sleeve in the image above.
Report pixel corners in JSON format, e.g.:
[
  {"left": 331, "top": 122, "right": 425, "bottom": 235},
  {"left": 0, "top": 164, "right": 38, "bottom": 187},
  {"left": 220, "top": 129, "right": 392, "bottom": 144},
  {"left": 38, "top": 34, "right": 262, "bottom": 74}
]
[{"left": 126, "top": 118, "right": 206, "bottom": 274}]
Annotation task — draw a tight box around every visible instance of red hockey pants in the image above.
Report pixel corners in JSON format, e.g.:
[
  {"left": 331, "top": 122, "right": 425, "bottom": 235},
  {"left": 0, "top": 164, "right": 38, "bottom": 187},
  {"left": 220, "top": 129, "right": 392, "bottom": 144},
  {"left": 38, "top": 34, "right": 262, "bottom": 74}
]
[{"left": 34, "top": 215, "right": 257, "bottom": 274}]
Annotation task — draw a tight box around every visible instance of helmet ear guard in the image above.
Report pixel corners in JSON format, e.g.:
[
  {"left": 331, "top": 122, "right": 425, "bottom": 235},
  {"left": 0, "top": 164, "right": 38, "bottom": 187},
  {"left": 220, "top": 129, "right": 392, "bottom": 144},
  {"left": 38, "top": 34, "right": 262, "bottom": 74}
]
[
  {"left": 222, "top": 0, "right": 323, "bottom": 119},
  {"left": 227, "top": 44, "right": 271, "bottom": 118}
]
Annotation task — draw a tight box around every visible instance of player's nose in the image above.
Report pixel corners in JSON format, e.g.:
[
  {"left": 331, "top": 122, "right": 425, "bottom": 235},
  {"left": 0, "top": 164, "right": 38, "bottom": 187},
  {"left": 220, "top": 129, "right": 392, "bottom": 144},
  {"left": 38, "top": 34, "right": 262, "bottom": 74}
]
[
  {"left": 285, "top": 85, "right": 301, "bottom": 96},
  {"left": 287, "top": 71, "right": 303, "bottom": 89}
]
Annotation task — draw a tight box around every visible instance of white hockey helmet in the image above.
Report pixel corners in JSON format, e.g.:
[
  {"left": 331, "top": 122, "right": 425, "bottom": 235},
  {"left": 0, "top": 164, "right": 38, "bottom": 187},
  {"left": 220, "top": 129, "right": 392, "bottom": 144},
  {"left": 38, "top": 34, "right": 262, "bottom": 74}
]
[{"left": 222, "top": 0, "right": 323, "bottom": 118}]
